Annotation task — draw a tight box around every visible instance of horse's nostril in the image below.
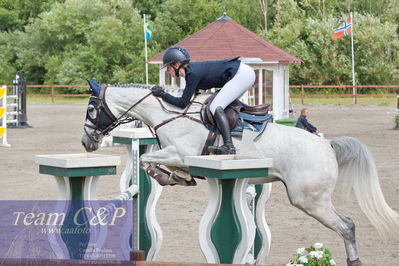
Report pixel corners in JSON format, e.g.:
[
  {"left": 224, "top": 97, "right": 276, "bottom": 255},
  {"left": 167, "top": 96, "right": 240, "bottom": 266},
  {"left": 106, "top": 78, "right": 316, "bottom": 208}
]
[{"left": 81, "top": 141, "right": 87, "bottom": 150}]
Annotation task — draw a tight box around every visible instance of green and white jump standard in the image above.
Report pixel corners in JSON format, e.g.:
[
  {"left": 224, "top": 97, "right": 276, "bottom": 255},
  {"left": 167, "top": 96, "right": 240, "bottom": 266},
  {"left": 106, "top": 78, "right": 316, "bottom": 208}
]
[
  {"left": 111, "top": 128, "right": 162, "bottom": 261},
  {"left": 35, "top": 153, "right": 122, "bottom": 259},
  {"left": 35, "top": 153, "right": 120, "bottom": 201},
  {"left": 185, "top": 155, "right": 273, "bottom": 264}
]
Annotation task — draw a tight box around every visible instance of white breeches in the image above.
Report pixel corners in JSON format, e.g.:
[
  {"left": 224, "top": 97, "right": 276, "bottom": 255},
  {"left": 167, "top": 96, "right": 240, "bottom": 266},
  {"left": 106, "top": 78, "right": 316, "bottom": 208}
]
[{"left": 209, "top": 63, "right": 255, "bottom": 115}]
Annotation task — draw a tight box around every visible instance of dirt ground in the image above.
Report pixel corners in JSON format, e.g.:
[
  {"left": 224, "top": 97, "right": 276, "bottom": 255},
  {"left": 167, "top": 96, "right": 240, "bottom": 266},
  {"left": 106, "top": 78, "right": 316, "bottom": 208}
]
[{"left": 0, "top": 103, "right": 398, "bottom": 266}]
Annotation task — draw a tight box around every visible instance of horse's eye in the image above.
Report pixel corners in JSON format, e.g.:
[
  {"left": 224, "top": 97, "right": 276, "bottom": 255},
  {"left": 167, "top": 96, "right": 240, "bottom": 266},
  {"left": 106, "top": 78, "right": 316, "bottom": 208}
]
[{"left": 88, "top": 105, "right": 95, "bottom": 112}]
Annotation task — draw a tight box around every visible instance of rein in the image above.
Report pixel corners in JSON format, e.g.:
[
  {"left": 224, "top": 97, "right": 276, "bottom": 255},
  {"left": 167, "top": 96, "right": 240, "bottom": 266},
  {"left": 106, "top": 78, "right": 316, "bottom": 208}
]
[
  {"left": 153, "top": 93, "right": 203, "bottom": 132},
  {"left": 85, "top": 85, "right": 203, "bottom": 145}
]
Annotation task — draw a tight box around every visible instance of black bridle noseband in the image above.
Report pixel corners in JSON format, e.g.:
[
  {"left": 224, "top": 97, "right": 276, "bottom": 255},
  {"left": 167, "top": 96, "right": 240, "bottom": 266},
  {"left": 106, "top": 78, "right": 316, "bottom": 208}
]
[{"left": 84, "top": 85, "right": 153, "bottom": 144}]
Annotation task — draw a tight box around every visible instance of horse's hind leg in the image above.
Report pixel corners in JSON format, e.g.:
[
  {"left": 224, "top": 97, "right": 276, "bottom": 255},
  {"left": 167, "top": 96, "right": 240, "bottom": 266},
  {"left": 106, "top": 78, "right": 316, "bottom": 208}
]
[{"left": 287, "top": 189, "right": 362, "bottom": 266}]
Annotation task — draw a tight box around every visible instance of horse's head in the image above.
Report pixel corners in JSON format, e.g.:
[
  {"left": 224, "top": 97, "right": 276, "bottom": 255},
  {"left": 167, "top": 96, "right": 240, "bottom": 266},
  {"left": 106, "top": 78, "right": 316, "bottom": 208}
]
[
  {"left": 81, "top": 79, "right": 119, "bottom": 152},
  {"left": 81, "top": 81, "right": 156, "bottom": 152}
]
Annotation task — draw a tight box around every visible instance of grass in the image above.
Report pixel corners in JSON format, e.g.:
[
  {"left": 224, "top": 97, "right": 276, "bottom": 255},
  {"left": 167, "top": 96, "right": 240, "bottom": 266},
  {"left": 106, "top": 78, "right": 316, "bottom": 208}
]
[
  {"left": 28, "top": 96, "right": 88, "bottom": 104},
  {"left": 27, "top": 96, "right": 397, "bottom": 105}
]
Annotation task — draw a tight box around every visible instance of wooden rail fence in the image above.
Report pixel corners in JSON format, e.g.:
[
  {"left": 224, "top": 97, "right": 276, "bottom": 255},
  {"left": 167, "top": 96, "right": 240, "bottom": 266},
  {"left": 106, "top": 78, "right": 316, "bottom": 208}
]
[{"left": 5, "top": 84, "right": 399, "bottom": 104}]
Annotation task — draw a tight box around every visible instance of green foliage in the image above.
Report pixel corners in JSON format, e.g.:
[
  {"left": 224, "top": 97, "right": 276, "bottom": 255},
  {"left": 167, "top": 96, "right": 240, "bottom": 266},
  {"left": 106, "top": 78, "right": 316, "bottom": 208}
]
[
  {"left": 0, "top": 32, "right": 16, "bottom": 84},
  {"left": 216, "top": 0, "right": 264, "bottom": 32},
  {"left": 354, "top": 14, "right": 399, "bottom": 85},
  {"left": 0, "top": 0, "right": 398, "bottom": 91},
  {"left": 263, "top": 13, "right": 399, "bottom": 85},
  {"left": 4, "top": 0, "right": 162, "bottom": 92},
  {"left": 133, "top": 0, "right": 165, "bottom": 20},
  {"left": 0, "top": 0, "right": 59, "bottom": 31},
  {"left": 153, "top": 0, "right": 223, "bottom": 48}
]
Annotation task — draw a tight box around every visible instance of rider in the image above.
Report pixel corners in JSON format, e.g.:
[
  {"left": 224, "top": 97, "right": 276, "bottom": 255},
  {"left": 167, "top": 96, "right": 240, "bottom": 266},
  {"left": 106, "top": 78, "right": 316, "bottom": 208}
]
[{"left": 151, "top": 46, "right": 255, "bottom": 155}]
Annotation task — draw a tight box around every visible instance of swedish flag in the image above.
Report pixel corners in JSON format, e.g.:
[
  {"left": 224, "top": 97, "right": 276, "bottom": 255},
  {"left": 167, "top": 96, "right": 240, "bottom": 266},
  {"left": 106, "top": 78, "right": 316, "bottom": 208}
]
[{"left": 145, "top": 21, "right": 152, "bottom": 41}]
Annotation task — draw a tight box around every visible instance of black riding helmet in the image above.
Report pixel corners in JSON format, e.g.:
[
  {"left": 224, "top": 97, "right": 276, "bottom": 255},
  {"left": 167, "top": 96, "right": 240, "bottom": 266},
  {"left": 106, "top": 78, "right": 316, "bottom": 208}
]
[{"left": 162, "top": 46, "right": 190, "bottom": 77}]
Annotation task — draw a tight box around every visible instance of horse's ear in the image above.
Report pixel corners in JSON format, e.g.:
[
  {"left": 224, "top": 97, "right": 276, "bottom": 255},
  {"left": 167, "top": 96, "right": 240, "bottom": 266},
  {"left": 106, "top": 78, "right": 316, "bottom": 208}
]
[
  {"left": 86, "top": 79, "right": 93, "bottom": 92},
  {"left": 86, "top": 78, "right": 101, "bottom": 96}
]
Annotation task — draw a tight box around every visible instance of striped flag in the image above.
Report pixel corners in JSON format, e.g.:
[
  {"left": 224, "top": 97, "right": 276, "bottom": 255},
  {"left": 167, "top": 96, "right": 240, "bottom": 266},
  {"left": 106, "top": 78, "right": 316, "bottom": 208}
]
[
  {"left": 331, "top": 17, "right": 352, "bottom": 40},
  {"left": 144, "top": 20, "right": 152, "bottom": 41}
]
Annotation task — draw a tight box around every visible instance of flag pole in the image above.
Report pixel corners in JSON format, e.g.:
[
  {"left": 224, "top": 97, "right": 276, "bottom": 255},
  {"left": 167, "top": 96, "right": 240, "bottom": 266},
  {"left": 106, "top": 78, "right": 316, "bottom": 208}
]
[
  {"left": 350, "top": 12, "right": 356, "bottom": 104},
  {"left": 143, "top": 14, "right": 149, "bottom": 84}
]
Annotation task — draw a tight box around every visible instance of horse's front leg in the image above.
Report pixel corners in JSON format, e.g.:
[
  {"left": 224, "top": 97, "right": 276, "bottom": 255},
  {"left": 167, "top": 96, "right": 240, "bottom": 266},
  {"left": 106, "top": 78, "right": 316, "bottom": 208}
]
[{"left": 140, "top": 145, "right": 196, "bottom": 186}]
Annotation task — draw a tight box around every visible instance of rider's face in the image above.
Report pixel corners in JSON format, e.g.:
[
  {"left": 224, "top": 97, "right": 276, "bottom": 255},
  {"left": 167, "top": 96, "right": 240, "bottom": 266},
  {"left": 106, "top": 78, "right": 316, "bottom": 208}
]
[
  {"left": 166, "top": 63, "right": 185, "bottom": 78},
  {"left": 166, "top": 64, "right": 177, "bottom": 77}
]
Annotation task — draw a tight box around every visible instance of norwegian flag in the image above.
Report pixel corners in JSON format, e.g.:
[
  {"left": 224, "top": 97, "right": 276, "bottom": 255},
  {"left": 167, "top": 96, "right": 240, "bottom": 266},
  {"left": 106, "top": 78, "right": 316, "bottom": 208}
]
[{"left": 331, "top": 17, "right": 352, "bottom": 40}]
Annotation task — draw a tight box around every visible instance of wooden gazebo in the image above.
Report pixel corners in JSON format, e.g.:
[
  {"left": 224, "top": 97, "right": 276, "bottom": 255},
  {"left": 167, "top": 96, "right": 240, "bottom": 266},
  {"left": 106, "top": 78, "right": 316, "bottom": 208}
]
[{"left": 149, "top": 14, "right": 302, "bottom": 119}]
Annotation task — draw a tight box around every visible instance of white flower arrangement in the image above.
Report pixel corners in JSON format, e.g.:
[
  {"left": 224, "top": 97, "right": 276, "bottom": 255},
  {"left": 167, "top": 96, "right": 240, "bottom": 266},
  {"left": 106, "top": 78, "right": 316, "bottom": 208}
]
[{"left": 287, "top": 243, "right": 336, "bottom": 266}]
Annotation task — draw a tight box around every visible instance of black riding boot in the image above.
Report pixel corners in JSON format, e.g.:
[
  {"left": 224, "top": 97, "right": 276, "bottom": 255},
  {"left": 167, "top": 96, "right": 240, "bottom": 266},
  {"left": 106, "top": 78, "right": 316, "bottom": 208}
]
[{"left": 208, "top": 107, "right": 236, "bottom": 155}]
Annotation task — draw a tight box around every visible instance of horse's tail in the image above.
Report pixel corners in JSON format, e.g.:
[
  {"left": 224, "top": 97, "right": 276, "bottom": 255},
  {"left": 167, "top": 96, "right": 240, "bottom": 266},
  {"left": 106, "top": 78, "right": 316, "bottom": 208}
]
[{"left": 330, "top": 136, "right": 399, "bottom": 240}]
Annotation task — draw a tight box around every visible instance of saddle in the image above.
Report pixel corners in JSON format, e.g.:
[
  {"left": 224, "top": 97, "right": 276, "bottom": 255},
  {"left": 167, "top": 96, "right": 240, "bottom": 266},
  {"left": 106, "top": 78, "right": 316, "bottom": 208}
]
[{"left": 200, "top": 93, "right": 273, "bottom": 137}]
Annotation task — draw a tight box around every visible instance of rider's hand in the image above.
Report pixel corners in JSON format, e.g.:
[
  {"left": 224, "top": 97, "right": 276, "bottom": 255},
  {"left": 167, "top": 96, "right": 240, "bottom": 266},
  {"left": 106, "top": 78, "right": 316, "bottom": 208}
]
[{"left": 151, "top": 86, "right": 165, "bottom": 97}]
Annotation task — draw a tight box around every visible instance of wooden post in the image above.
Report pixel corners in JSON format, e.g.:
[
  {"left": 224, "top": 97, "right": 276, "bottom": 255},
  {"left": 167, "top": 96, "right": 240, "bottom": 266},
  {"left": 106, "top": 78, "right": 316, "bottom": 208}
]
[
  {"left": 354, "top": 85, "right": 358, "bottom": 104},
  {"left": 300, "top": 85, "right": 304, "bottom": 105},
  {"left": 51, "top": 85, "right": 55, "bottom": 103},
  {"left": 131, "top": 250, "right": 146, "bottom": 261}
]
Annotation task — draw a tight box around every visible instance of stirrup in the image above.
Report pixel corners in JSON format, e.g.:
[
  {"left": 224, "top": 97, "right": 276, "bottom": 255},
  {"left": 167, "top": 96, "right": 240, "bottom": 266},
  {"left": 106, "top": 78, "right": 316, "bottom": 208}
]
[{"left": 208, "top": 144, "right": 236, "bottom": 155}]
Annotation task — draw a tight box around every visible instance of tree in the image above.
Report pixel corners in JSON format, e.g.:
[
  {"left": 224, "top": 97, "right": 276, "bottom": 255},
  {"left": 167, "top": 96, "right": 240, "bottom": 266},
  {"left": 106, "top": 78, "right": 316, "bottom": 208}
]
[
  {"left": 8, "top": 0, "right": 161, "bottom": 89},
  {"left": 0, "top": 0, "right": 60, "bottom": 31},
  {"left": 133, "top": 0, "right": 165, "bottom": 20},
  {"left": 1, "top": 0, "right": 398, "bottom": 87},
  {"left": 0, "top": 32, "right": 16, "bottom": 84},
  {"left": 153, "top": 0, "right": 223, "bottom": 48},
  {"left": 262, "top": 13, "right": 399, "bottom": 85}
]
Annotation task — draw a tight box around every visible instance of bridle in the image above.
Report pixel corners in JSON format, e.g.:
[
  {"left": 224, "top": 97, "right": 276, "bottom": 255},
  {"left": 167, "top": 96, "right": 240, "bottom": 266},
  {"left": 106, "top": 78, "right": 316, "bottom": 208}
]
[
  {"left": 84, "top": 84, "right": 203, "bottom": 146},
  {"left": 84, "top": 85, "right": 152, "bottom": 144}
]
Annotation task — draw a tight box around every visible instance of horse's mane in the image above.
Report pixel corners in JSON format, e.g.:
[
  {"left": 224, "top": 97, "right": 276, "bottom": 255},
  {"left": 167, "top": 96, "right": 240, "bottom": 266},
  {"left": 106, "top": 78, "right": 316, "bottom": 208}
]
[{"left": 108, "top": 83, "right": 154, "bottom": 90}]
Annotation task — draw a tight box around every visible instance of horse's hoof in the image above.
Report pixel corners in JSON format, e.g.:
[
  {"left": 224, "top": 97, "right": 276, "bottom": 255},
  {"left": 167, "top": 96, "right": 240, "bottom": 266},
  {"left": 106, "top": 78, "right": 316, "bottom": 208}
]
[
  {"left": 170, "top": 172, "right": 197, "bottom": 186},
  {"left": 347, "top": 258, "right": 362, "bottom": 266}
]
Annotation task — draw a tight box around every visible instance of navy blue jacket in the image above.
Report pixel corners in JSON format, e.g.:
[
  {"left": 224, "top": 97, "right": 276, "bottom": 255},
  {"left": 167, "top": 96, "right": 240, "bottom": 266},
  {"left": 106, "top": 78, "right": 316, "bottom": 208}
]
[
  {"left": 161, "top": 57, "right": 241, "bottom": 108},
  {"left": 295, "top": 115, "right": 317, "bottom": 133}
]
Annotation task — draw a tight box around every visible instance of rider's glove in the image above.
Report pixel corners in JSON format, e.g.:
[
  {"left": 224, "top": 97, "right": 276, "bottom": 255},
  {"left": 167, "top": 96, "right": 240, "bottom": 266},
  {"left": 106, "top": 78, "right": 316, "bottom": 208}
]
[{"left": 151, "top": 86, "right": 165, "bottom": 97}]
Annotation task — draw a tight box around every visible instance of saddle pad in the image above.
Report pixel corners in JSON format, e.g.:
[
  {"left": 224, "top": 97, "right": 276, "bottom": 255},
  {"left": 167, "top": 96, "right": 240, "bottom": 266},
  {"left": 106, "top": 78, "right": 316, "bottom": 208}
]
[{"left": 231, "top": 113, "right": 273, "bottom": 139}]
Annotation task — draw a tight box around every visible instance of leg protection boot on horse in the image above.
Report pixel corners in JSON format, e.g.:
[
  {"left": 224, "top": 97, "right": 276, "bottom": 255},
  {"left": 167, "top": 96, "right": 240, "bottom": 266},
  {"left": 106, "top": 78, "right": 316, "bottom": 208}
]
[
  {"left": 208, "top": 107, "right": 236, "bottom": 155},
  {"left": 146, "top": 164, "right": 197, "bottom": 186}
]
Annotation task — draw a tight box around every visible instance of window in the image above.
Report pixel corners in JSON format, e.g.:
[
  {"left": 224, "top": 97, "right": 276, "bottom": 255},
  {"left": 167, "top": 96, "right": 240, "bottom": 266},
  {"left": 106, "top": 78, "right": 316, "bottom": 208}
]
[
  {"left": 165, "top": 71, "right": 171, "bottom": 86},
  {"left": 263, "top": 69, "right": 273, "bottom": 104}
]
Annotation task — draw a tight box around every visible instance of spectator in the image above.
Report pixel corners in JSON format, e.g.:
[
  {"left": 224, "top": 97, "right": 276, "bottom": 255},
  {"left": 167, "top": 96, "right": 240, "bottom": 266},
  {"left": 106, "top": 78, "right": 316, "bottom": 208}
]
[{"left": 295, "top": 108, "right": 319, "bottom": 134}]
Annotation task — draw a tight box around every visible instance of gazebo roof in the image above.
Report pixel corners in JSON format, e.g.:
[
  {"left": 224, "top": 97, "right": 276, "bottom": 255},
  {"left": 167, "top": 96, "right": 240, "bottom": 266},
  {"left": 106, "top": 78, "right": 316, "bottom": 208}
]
[{"left": 149, "top": 14, "right": 302, "bottom": 65}]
